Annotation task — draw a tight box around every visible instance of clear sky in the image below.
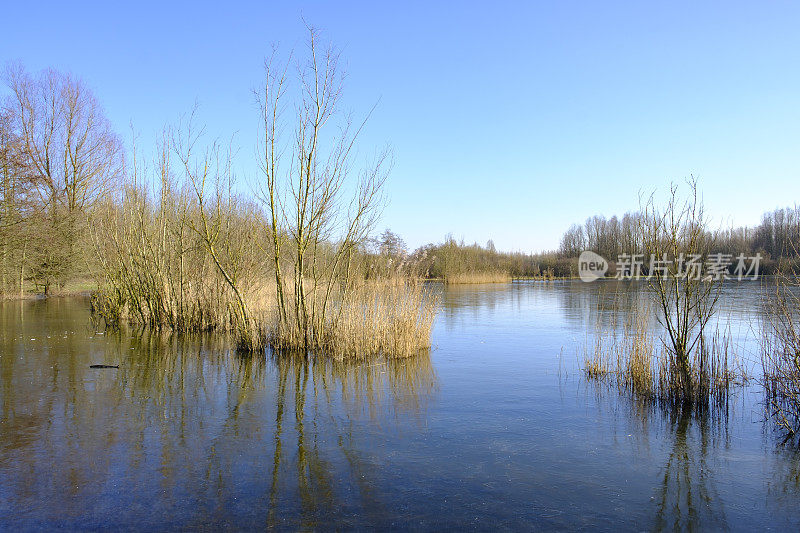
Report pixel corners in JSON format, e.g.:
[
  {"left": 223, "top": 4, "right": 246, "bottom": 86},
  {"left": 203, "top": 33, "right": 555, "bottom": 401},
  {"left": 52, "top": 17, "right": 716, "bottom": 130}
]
[{"left": 3, "top": 1, "right": 799, "bottom": 252}]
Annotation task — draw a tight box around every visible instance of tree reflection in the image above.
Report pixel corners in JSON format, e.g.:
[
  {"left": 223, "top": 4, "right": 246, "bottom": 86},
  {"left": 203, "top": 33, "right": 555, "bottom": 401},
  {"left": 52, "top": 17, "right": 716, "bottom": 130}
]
[
  {"left": 766, "top": 442, "right": 800, "bottom": 521},
  {"left": 266, "top": 351, "right": 437, "bottom": 528},
  {"left": 652, "top": 406, "right": 729, "bottom": 531},
  {"left": 0, "top": 298, "right": 437, "bottom": 529},
  {"left": 582, "top": 373, "right": 734, "bottom": 531}
]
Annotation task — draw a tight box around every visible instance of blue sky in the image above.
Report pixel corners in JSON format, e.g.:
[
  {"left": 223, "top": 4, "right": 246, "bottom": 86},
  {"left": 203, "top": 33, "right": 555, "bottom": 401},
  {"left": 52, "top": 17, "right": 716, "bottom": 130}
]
[{"left": 3, "top": 1, "right": 800, "bottom": 252}]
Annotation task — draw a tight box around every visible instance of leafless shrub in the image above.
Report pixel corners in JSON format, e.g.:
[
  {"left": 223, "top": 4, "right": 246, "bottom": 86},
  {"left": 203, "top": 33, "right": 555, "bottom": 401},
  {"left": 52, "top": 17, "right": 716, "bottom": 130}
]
[
  {"left": 640, "top": 178, "right": 724, "bottom": 404},
  {"left": 90, "top": 28, "right": 438, "bottom": 360},
  {"left": 762, "top": 273, "right": 800, "bottom": 437}
]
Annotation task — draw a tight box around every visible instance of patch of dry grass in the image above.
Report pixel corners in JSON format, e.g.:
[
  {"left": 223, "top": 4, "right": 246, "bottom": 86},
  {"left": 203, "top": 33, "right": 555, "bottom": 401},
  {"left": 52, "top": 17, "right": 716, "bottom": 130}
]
[
  {"left": 94, "top": 276, "right": 439, "bottom": 360},
  {"left": 445, "top": 271, "right": 511, "bottom": 284},
  {"left": 761, "top": 275, "right": 800, "bottom": 436},
  {"left": 318, "top": 279, "right": 438, "bottom": 359},
  {"left": 583, "top": 304, "right": 747, "bottom": 405}
]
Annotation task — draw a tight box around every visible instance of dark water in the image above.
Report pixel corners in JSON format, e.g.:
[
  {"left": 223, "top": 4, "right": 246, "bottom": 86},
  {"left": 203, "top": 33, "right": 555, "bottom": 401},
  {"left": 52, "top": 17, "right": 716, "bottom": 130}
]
[{"left": 1, "top": 281, "right": 799, "bottom": 531}]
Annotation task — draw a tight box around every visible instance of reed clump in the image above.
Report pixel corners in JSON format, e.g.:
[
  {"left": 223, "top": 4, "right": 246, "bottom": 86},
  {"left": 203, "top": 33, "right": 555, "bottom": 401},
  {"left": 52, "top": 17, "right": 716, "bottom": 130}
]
[
  {"left": 92, "top": 238, "right": 438, "bottom": 360},
  {"left": 618, "top": 307, "right": 655, "bottom": 396},
  {"left": 654, "top": 327, "right": 744, "bottom": 407},
  {"left": 584, "top": 179, "right": 746, "bottom": 408},
  {"left": 90, "top": 170, "right": 438, "bottom": 360},
  {"left": 318, "top": 279, "right": 437, "bottom": 359},
  {"left": 582, "top": 304, "right": 654, "bottom": 396},
  {"left": 90, "top": 29, "right": 439, "bottom": 360},
  {"left": 583, "top": 322, "right": 613, "bottom": 379},
  {"left": 259, "top": 277, "right": 437, "bottom": 360},
  {"left": 583, "top": 304, "right": 746, "bottom": 406},
  {"left": 91, "top": 189, "right": 439, "bottom": 359},
  {"left": 445, "top": 271, "right": 511, "bottom": 285},
  {"left": 761, "top": 274, "right": 800, "bottom": 436}
]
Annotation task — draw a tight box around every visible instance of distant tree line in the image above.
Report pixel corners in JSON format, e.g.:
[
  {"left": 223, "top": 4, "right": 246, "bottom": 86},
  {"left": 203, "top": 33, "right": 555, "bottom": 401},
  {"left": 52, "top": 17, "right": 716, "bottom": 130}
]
[
  {"left": 557, "top": 206, "right": 800, "bottom": 274},
  {"left": 371, "top": 233, "right": 571, "bottom": 281},
  {"left": 393, "top": 204, "right": 800, "bottom": 282}
]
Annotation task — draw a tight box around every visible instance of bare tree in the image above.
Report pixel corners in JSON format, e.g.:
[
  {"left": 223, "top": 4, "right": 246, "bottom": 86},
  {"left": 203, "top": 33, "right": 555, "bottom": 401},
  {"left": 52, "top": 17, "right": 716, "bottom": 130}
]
[
  {"left": 641, "top": 178, "right": 722, "bottom": 402},
  {"left": 0, "top": 104, "right": 33, "bottom": 294},
  {"left": 379, "top": 229, "right": 407, "bottom": 258},
  {"left": 3, "top": 64, "right": 123, "bottom": 290},
  {"left": 172, "top": 112, "right": 263, "bottom": 349},
  {"left": 559, "top": 224, "right": 585, "bottom": 257},
  {"left": 4, "top": 65, "right": 123, "bottom": 211},
  {"left": 256, "top": 26, "right": 389, "bottom": 352}
]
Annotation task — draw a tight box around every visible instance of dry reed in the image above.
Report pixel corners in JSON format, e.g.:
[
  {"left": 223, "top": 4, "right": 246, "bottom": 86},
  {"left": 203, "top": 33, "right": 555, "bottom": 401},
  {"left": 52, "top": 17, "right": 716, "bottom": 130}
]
[
  {"left": 761, "top": 274, "right": 800, "bottom": 436},
  {"left": 89, "top": 176, "right": 439, "bottom": 360},
  {"left": 260, "top": 277, "right": 438, "bottom": 360},
  {"left": 583, "top": 303, "right": 746, "bottom": 406},
  {"left": 445, "top": 271, "right": 511, "bottom": 285}
]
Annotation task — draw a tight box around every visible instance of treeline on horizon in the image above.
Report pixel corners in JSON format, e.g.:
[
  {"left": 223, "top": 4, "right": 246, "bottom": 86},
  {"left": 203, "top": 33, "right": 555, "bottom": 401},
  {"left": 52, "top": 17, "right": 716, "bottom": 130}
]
[
  {"left": 388, "top": 203, "right": 800, "bottom": 281},
  {"left": 556, "top": 207, "right": 800, "bottom": 276}
]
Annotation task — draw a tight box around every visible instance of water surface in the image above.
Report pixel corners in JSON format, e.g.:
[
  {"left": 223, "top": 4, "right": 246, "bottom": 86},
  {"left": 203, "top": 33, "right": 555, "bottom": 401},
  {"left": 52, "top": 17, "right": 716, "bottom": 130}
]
[{"left": 1, "top": 281, "right": 798, "bottom": 530}]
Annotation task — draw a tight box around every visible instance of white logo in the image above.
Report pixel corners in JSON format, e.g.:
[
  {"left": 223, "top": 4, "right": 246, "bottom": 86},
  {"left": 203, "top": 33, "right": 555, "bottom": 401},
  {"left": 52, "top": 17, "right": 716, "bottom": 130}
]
[{"left": 578, "top": 250, "right": 608, "bottom": 282}]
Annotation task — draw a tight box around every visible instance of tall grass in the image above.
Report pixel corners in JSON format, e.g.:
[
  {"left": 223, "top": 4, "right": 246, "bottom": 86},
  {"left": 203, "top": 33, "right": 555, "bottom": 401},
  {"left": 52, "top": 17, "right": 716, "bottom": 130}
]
[
  {"left": 445, "top": 271, "right": 511, "bottom": 284},
  {"left": 90, "top": 169, "right": 438, "bottom": 359},
  {"left": 619, "top": 307, "right": 655, "bottom": 396},
  {"left": 263, "top": 277, "right": 438, "bottom": 360},
  {"left": 761, "top": 274, "right": 800, "bottom": 436},
  {"left": 320, "top": 279, "right": 438, "bottom": 359},
  {"left": 582, "top": 302, "right": 654, "bottom": 397},
  {"left": 583, "top": 303, "right": 746, "bottom": 406}
]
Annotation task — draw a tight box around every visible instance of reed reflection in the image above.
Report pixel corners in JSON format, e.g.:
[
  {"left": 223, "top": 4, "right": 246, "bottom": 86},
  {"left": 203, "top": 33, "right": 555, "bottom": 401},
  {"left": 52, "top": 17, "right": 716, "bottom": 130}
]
[
  {"left": 0, "top": 304, "right": 438, "bottom": 529},
  {"left": 652, "top": 406, "right": 730, "bottom": 531},
  {"left": 588, "top": 380, "right": 734, "bottom": 531},
  {"left": 266, "top": 350, "right": 437, "bottom": 528}
]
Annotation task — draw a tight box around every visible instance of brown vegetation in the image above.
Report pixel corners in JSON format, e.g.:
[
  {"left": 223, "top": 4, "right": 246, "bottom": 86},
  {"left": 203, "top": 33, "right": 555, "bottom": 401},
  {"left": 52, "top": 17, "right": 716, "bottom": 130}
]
[
  {"left": 445, "top": 271, "right": 511, "bottom": 284},
  {"left": 584, "top": 304, "right": 747, "bottom": 406},
  {"left": 409, "top": 236, "right": 573, "bottom": 282},
  {"left": 87, "top": 28, "right": 438, "bottom": 359},
  {"left": 583, "top": 181, "right": 747, "bottom": 406},
  {"left": 762, "top": 273, "right": 800, "bottom": 437}
]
